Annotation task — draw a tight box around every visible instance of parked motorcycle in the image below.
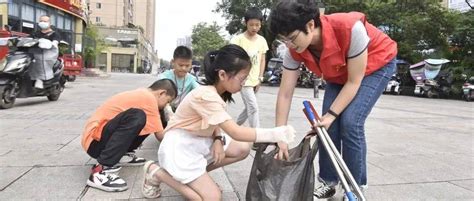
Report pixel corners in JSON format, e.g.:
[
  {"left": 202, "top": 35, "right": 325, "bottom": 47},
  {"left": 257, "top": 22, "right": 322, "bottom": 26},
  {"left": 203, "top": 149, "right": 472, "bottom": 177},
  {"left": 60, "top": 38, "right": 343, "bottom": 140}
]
[
  {"left": 384, "top": 74, "right": 401, "bottom": 95},
  {"left": 0, "top": 37, "right": 65, "bottom": 109},
  {"left": 462, "top": 76, "right": 474, "bottom": 102},
  {"left": 297, "top": 64, "right": 314, "bottom": 88},
  {"left": 410, "top": 59, "right": 450, "bottom": 98},
  {"left": 264, "top": 58, "right": 282, "bottom": 86}
]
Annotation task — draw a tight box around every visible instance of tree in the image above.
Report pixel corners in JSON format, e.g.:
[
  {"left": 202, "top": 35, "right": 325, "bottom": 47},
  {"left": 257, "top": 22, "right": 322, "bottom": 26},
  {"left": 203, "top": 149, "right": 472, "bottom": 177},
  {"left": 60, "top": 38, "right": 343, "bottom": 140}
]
[
  {"left": 83, "top": 24, "right": 107, "bottom": 68},
  {"left": 324, "top": 0, "right": 459, "bottom": 64},
  {"left": 449, "top": 10, "right": 474, "bottom": 74},
  {"left": 214, "top": 0, "right": 273, "bottom": 35},
  {"left": 191, "top": 22, "right": 227, "bottom": 61},
  {"left": 214, "top": 0, "right": 275, "bottom": 61}
]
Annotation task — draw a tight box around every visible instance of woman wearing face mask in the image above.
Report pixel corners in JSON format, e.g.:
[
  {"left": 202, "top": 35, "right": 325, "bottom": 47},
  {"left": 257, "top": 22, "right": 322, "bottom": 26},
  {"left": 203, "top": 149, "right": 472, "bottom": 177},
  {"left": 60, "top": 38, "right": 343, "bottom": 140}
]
[{"left": 29, "top": 15, "right": 61, "bottom": 89}]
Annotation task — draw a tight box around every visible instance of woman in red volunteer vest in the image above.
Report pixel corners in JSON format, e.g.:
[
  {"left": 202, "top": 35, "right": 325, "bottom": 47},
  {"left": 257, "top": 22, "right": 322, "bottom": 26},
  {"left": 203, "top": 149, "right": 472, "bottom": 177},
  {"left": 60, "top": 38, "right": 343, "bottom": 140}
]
[{"left": 269, "top": 0, "right": 397, "bottom": 198}]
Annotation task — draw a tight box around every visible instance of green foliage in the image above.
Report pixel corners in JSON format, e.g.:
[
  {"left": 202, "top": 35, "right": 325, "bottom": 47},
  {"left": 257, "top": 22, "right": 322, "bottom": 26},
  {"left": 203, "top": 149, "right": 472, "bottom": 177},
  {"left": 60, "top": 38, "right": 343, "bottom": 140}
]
[
  {"left": 214, "top": 0, "right": 276, "bottom": 61},
  {"left": 216, "top": 0, "right": 472, "bottom": 74},
  {"left": 214, "top": 0, "right": 273, "bottom": 35},
  {"left": 83, "top": 24, "right": 107, "bottom": 68},
  {"left": 449, "top": 10, "right": 474, "bottom": 75},
  {"left": 324, "top": 0, "right": 458, "bottom": 64},
  {"left": 191, "top": 22, "right": 227, "bottom": 61}
]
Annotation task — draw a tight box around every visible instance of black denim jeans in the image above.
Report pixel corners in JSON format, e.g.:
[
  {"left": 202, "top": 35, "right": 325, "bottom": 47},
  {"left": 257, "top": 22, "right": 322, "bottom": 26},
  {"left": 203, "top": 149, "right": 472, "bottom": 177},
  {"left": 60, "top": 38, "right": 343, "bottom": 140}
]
[{"left": 87, "top": 108, "right": 148, "bottom": 166}]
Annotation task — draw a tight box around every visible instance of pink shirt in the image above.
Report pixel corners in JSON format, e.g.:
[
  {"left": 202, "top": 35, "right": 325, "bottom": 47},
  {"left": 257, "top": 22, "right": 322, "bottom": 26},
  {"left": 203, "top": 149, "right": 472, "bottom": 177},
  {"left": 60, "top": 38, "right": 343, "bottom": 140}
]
[{"left": 164, "top": 85, "right": 232, "bottom": 137}]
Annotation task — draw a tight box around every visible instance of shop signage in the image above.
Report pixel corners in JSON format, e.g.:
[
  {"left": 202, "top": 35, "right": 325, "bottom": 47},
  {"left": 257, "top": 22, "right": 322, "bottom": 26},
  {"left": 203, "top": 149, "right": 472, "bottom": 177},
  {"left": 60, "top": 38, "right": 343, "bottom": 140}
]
[
  {"left": 38, "top": 0, "right": 85, "bottom": 20},
  {"left": 117, "top": 29, "right": 138, "bottom": 35}
]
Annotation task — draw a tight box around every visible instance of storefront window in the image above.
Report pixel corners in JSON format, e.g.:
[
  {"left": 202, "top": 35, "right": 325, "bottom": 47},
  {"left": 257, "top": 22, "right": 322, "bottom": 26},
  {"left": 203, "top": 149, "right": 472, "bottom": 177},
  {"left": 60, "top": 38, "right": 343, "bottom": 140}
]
[
  {"left": 21, "top": 4, "right": 35, "bottom": 22},
  {"left": 64, "top": 16, "right": 72, "bottom": 30},
  {"left": 8, "top": 2, "right": 20, "bottom": 17},
  {"left": 62, "top": 31, "right": 73, "bottom": 44},
  {"left": 57, "top": 15, "right": 64, "bottom": 29},
  {"left": 35, "top": 8, "right": 47, "bottom": 21},
  {"left": 49, "top": 14, "right": 56, "bottom": 28},
  {"left": 8, "top": 18, "right": 21, "bottom": 32},
  {"left": 98, "top": 53, "right": 107, "bottom": 71},
  {"left": 112, "top": 54, "right": 134, "bottom": 73}
]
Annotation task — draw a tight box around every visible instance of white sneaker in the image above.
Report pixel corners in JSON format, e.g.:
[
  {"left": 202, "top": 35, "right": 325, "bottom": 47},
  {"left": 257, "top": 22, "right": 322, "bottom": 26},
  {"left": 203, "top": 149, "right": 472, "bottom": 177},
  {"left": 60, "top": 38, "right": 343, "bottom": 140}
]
[
  {"left": 86, "top": 165, "right": 128, "bottom": 192},
  {"left": 314, "top": 182, "right": 336, "bottom": 198},
  {"left": 34, "top": 80, "right": 44, "bottom": 89},
  {"left": 119, "top": 152, "right": 147, "bottom": 166}
]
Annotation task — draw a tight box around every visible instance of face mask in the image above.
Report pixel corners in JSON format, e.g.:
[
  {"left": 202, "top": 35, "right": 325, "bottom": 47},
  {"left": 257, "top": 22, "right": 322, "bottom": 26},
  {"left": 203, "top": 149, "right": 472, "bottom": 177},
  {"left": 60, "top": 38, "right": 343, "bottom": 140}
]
[{"left": 38, "top": 22, "right": 49, "bottom": 30}]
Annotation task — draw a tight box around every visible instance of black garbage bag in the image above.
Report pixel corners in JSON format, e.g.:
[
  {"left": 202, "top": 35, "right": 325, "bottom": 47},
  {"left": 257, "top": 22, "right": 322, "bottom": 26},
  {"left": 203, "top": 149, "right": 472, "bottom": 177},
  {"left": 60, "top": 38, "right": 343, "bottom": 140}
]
[{"left": 246, "top": 135, "right": 318, "bottom": 201}]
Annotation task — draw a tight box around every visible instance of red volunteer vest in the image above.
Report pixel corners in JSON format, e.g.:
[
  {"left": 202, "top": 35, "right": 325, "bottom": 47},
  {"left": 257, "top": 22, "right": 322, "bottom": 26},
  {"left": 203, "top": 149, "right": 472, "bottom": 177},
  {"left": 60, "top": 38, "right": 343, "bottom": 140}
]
[{"left": 289, "top": 12, "right": 397, "bottom": 84}]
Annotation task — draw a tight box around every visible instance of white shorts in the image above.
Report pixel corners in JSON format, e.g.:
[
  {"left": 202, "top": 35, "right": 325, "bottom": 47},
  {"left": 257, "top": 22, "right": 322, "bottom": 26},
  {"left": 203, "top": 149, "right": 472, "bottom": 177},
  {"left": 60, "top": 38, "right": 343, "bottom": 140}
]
[{"left": 158, "top": 128, "right": 231, "bottom": 184}]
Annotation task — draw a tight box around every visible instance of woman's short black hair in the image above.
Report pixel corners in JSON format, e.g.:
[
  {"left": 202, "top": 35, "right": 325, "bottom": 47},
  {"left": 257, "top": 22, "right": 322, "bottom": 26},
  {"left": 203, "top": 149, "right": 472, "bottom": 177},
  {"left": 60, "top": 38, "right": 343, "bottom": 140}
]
[{"left": 269, "top": 0, "right": 321, "bottom": 36}]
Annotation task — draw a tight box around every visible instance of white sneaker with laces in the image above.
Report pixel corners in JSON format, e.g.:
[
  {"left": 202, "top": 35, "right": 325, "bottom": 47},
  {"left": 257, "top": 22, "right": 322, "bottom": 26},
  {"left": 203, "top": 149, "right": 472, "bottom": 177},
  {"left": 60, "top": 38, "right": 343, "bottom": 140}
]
[
  {"left": 313, "top": 182, "right": 336, "bottom": 199},
  {"left": 86, "top": 170, "right": 128, "bottom": 192},
  {"left": 119, "top": 152, "right": 146, "bottom": 166}
]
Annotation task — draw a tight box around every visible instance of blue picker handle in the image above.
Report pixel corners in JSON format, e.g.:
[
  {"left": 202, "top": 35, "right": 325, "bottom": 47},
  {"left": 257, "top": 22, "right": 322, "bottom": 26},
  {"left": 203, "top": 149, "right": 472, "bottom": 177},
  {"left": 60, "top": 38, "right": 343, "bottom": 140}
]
[
  {"left": 303, "top": 101, "right": 316, "bottom": 121},
  {"left": 346, "top": 192, "right": 356, "bottom": 201}
]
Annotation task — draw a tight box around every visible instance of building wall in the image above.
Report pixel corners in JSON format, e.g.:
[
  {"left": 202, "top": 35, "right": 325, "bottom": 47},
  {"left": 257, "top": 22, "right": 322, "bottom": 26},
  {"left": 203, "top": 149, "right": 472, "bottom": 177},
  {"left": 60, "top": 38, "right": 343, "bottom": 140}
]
[
  {"left": 88, "top": 0, "right": 157, "bottom": 74},
  {"left": 447, "top": 0, "right": 472, "bottom": 12},
  {"left": 96, "top": 26, "right": 158, "bottom": 73},
  {"left": 88, "top": 0, "right": 130, "bottom": 26},
  {"left": 87, "top": 0, "right": 155, "bottom": 51},
  {"left": 101, "top": 47, "right": 137, "bottom": 73},
  {"left": 0, "top": 3, "right": 7, "bottom": 27},
  {"left": 134, "top": 0, "right": 154, "bottom": 47}
]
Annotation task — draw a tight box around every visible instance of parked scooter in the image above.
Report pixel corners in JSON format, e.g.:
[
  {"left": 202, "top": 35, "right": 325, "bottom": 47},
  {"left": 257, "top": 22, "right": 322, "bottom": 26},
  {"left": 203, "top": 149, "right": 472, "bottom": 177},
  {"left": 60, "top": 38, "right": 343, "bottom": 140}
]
[
  {"left": 424, "top": 71, "right": 453, "bottom": 98},
  {"left": 297, "top": 64, "right": 314, "bottom": 88},
  {"left": 0, "top": 37, "right": 65, "bottom": 109},
  {"left": 384, "top": 74, "right": 401, "bottom": 95},
  {"left": 462, "top": 76, "right": 474, "bottom": 102},
  {"left": 410, "top": 59, "right": 450, "bottom": 98},
  {"left": 264, "top": 58, "right": 282, "bottom": 86}
]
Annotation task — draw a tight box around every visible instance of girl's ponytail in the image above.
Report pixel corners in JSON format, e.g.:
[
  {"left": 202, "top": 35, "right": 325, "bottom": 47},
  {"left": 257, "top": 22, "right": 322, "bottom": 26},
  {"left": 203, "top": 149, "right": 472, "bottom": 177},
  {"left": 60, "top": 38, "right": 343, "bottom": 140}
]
[{"left": 202, "top": 45, "right": 251, "bottom": 102}]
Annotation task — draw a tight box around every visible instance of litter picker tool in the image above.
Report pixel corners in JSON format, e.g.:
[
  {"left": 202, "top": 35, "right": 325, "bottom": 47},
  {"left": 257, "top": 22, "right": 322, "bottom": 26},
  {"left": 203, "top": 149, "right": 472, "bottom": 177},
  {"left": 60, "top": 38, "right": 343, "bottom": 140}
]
[{"left": 302, "top": 100, "right": 366, "bottom": 201}]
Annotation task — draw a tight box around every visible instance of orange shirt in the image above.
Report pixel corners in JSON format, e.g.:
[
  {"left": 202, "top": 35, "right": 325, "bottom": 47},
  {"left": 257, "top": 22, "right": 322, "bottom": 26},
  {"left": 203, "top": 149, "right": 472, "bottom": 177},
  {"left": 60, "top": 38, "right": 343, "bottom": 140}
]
[{"left": 81, "top": 88, "right": 162, "bottom": 151}]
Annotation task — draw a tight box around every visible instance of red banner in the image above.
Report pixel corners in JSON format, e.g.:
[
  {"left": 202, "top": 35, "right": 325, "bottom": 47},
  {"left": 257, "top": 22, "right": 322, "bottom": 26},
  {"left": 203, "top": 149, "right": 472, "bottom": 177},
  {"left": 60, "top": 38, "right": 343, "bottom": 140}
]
[{"left": 38, "top": 0, "right": 85, "bottom": 20}]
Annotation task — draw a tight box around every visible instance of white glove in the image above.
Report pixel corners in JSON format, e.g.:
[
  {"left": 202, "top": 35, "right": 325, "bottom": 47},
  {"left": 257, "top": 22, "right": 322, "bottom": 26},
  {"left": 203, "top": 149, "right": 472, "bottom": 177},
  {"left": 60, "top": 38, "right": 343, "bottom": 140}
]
[
  {"left": 255, "top": 125, "right": 296, "bottom": 144},
  {"left": 163, "top": 104, "right": 174, "bottom": 121}
]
